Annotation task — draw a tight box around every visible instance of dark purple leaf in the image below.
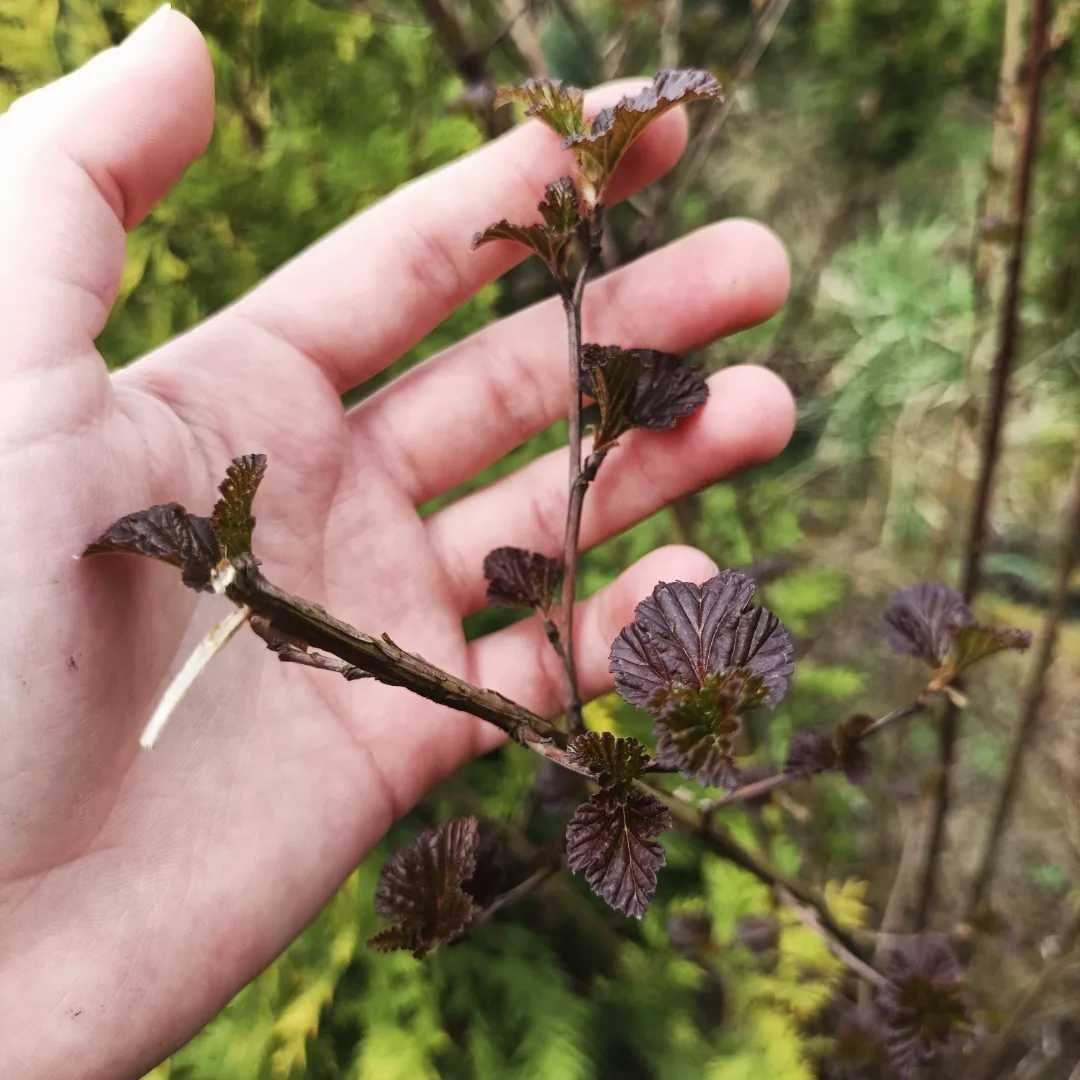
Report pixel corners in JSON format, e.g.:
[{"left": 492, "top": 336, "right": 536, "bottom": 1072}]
[
  {"left": 83, "top": 502, "right": 221, "bottom": 593},
  {"left": 565, "top": 789, "right": 671, "bottom": 918},
  {"left": 369, "top": 818, "right": 481, "bottom": 959},
  {"left": 483, "top": 546, "right": 562, "bottom": 612},
  {"left": 212, "top": 453, "right": 267, "bottom": 558},
  {"left": 494, "top": 79, "right": 585, "bottom": 139},
  {"left": 885, "top": 583, "right": 973, "bottom": 666},
  {"left": 610, "top": 572, "right": 794, "bottom": 711},
  {"left": 875, "top": 933, "right": 971, "bottom": 1077},
  {"left": 472, "top": 178, "right": 583, "bottom": 282},
  {"left": 581, "top": 344, "right": 708, "bottom": 449},
  {"left": 566, "top": 731, "right": 651, "bottom": 795},
  {"left": 565, "top": 69, "right": 723, "bottom": 198}
]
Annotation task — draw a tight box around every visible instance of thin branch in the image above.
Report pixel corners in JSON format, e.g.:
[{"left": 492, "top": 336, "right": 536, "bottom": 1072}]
[
  {"left": 556, "top": 216, "right": 603, "bottom": 731},
  {"left": 646, "top": 781, "right": 876, "bottom": 969},
  {"left": 970, "top": 904, "right": 1080, "bottom": 1080},
  {"left": 699, "top": 696, "right": 930, "bottom": 811},
  {"left": 472, "top": 861, "right": 560, "bottom": 928},
  {"left": 776, "top": 885, "right": 891, "bottom": 991},
  {"left": 966, "top": 452, "right": 1080, "bottom": 919},
  {"left": 917, "top": 0, "right": 1053, "bottom": 929},
  {"left": 639, "top": 0, "right": 792, "bottom": 249},
  {"left": 225, "top": 556, "right": 569, "bottom": 750}
]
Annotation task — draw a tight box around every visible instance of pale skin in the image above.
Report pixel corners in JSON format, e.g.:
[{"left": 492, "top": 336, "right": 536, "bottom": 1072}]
[{"left": 0, "top": 8, "right": 794, "bottom": 1078}]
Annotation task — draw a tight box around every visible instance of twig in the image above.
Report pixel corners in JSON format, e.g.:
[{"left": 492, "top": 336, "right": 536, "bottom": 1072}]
[
  {"left": 472, "top": 862, "right": 560, "bottom": 928},
  {"left": 969, "top": 904, "right": 1080, "bottom": 1080},
  {"left": 647, "top": 781, "right": 876, "bottom": 968},
  {"left": 966, "top": 452, "right": 1080, "bottom": 920},
  {"left": 224, "top": 556, "right": 579, "bottom": 756},
  {"left": 699, "top": 696, "right": 929, "bottom": 811},
  {"left": 556, "top": 216, "right": 603, "bottom": 731},
  {"left": 917, "top": 0, "right": 1053, "bottom": 930},
  {"left": 777, "top": 885, "right": 891, "bottom": 991},
  {"left": 639, "top": 0, "right": 792, "bottom": 249}
]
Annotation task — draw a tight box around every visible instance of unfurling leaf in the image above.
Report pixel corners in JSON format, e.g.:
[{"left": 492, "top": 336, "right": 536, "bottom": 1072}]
[
  {"left": 83, "top": 502, "right": 221, "bottom": 592},
  {"left": 212, "top": 453, "right": 267, "bottom": 558},
  {"left": 369, "top": 818, "right": 481, "bottom": 959},
  {"left": 84, "top": 453, "right": 269, "bottom": 590},
  {"left": 483, "top": 546, "right": 562, "bottom": 612},
  {"left": 566, "top": 731, "right": 652, "bottom": 796},
  {"left": 565, "top": 789, "right": 671, "bottom": 918},
  {"left": 472, "top": 177, "right": 583, "bottom": 281},
  {"left": 785, "top": 715, "right": 873, "bottom": 786},
  {"left": 884, "top": 583, "right": 973, "bottom": 666},
  {"left": 652, "top": 670, "right": 766, "bottom": 788},
  {"left": 610, "top": 572, "right": 794, "bottom": 709},
  {"left": 538, "top": 175, "right": 582, "bottom": 233},
  {"left": 581, "top": 344, "right": 708, "bottom": 450},
  {"left": 565, "top": 69, "right": 723, "bottom": 199},
  {"left": 875, "top": 933, "right": 971, "bottom": 1077},
  {"left": 932, "top": 622, "right": 1032, "bottom": 688},
  {"left": 494, "top": 78, "right": 585, "bottom": 139}
]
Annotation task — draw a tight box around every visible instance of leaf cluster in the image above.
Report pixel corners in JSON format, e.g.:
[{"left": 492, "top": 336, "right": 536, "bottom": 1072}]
[
  {"left": 884, "top": 582, "right": 1032, "bottom": 693},
  {"left": 475, "top": 70, "right": 724, "bottom": 292},
  {"left": 496, "top": 71, "right": 724, "bottom": 205},
  {"left": 83, "top": 454, "right": 267, "bottom": 589},
  {"left": 610, "top": 571, "right": 794, "bottom": 788}
]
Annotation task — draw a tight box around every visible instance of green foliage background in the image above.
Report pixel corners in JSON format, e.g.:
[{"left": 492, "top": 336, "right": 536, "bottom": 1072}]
[{"left": 3, "top": 0, "right": 1078, "bottom": 1076}]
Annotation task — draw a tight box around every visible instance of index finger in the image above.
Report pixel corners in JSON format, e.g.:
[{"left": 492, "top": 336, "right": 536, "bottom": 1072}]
[{"left": 228, "top": 80, "right": 689, "bottom": 392}]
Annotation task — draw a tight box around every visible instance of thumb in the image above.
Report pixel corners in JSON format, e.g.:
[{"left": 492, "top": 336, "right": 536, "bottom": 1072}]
[{"left": 0, "top": 5, "right": 214, "bottom": 367}]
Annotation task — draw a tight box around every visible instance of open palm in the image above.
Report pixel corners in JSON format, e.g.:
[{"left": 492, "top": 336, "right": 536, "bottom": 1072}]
[{"left": 0, "top": 11, "right": 793, "bottom": 1078}]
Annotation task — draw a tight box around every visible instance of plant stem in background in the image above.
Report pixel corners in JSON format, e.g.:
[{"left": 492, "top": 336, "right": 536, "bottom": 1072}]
[
  {"left": 640, "top": 0, "right": 792, "bottom": 251},
  {"left": 916, "top": 0, "right": 1053, "bottom": 930},
  {"left": 969, "top": 903, "right": 1080, "bottom": 1080},
  {"left": 966, "top": 452, "right": 1080, "bottom": 920}
]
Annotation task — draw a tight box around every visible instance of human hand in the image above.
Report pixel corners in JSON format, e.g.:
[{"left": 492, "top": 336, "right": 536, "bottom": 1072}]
[{"left": 0, "top": 8, "right": 793, "bottom": 1076}]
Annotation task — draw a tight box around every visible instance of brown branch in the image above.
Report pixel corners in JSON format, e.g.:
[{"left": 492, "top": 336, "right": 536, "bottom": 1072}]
[
  {"left": 646, "top": 781, "right": 876, "bottom": 969},
  {"left": 966, "top": 452, "right": 1080, "bottom": 920},
  {"left": 701, "top": 696, "right": 929, "bottom": 811},
  {"left": 917, "top": 0, "right": 1053, "bottom": 930},
  {"left": 556, "top": 217, "right": 603, "bottom": 732},
  {"left": 226, "top": 556, "right": 587, "bottom": 763},
  {"left": 167, "top": 554, "right": 883, "bottom": 979},
  {"left": 472, "top": 861, "right": 560, "bottom": 928}
]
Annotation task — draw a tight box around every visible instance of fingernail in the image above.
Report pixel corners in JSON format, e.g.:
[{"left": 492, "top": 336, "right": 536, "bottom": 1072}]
[{"left": 126, "top": 4, "right": 173, "bottom": 46}]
